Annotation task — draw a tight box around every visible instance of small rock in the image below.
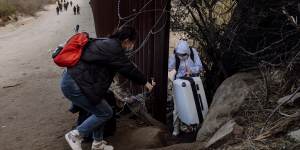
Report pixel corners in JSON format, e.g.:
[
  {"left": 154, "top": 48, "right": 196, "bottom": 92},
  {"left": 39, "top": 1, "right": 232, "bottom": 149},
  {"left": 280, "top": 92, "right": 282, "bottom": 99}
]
[
  {"left": 8, "top": 16, "right": 14, "bottom": 21},
  {"left": 205, "top": 120, "right": 243, "bottom": 148},
  {"left": 2, "top": 83, "right": 22, "bottom": 89},
  {"left": 288, "top": 129, "right": 300, "bottom": 142},
  {"left": 197, "top": 72, "right": 258, "bottom": 142}
]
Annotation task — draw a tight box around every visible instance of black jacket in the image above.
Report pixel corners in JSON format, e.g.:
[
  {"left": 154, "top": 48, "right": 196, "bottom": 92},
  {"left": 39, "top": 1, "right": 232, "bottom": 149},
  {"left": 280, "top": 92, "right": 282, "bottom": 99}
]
[{"left": 67, "top": 38, "right": 147, "bottom": 104}]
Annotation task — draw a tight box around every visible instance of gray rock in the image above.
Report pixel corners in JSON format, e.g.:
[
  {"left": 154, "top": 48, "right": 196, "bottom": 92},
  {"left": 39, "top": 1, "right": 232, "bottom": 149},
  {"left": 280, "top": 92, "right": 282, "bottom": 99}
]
[
  {"left": 288, "top": 129, "right": 300, "bottom": 142},
  {"left": 196, "top": 72, "right": 259, "bottom": 143},
  {"left": 205, "top": 120, "right": 243, "bottom": 148}
]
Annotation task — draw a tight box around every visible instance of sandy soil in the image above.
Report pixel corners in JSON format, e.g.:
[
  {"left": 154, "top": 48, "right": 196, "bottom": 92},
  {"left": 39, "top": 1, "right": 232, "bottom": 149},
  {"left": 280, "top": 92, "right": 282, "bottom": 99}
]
[
  {"left": 0, "top": 1, "right": 185, "bottom": 149},
  {"left": 0, "top": 1, "right": 96, "bottom": 149},
  {"left": 0, "top": 1, "right": 172, "bottom": 150}
]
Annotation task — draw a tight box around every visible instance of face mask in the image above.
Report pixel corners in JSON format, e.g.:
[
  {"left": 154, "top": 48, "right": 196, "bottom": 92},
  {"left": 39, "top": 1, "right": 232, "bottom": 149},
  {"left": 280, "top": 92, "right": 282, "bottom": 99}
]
[
  {"left": 124, "top": 43, "right": 135, "bottom": 53},
  {"left": 125, "top": 46, "right": 134, "bottom": 53},
  {"left": 178, "top": 55, "right": 189, "bottom": 60}
]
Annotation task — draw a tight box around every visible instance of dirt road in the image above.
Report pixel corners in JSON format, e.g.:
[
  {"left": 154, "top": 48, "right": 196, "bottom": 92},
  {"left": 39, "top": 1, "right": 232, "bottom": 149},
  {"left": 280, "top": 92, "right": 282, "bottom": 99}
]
[{"left": 0, "top": 1, "right": 96, "bottom": 149}]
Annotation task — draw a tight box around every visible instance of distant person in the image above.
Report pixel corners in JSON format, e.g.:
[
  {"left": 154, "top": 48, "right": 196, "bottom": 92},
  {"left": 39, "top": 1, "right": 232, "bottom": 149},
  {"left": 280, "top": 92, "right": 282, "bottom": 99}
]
[
  {"left": 61, "top": 26, "right": 154, "bottom": 150},
  {"left": 59, "top": 3, "right": 63, "bottom": 12},
  {"left": 75, "top": 24, "right": 79, "bottom": 33},
  {"left": 70, "top": 1, "right": 73, "bottom": 7},
  {"left": 64, "top": 3, "right": 68, "bottom": 11},
  {"left": 56, "top": 6, "right": 60, "bottom": 15},
  {"left": 76, "top": 4, "right": 80, "bottom": 15},
  {"left": 73, "top": 6, "right": 77, "bottom": 15}
]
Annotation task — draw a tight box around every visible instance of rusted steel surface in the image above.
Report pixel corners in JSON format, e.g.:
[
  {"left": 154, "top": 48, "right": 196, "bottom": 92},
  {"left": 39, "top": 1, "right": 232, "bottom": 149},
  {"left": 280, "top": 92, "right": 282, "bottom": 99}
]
[
  {"left": 89, "top": 1, "right": 118, "bottom": 36},
  {"left": 90, "top": 0, "right": 170, "bottom": 122}
]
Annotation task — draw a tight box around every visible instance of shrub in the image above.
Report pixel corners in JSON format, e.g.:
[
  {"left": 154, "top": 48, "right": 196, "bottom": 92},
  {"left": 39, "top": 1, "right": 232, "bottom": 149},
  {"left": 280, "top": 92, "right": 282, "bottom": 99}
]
[
  {"left": 0, "top": 0, "right": 55, "bottom": 17},
  {"left": 0, "top": 1, "right": 16, "bottom": 18}
]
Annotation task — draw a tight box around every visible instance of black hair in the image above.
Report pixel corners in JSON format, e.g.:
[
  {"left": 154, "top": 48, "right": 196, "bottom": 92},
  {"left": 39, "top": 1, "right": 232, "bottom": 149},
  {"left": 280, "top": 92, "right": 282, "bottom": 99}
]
[{"left": 109, "top": 26, "right": 137, "bottom": 42}]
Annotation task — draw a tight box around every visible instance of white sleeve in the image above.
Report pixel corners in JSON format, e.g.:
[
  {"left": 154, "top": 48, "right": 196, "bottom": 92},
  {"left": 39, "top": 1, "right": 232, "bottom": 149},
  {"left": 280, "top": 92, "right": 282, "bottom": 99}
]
[
  {"left": 168, "top": 54, "right": 176, "bottom": 71},
  {"left": 190, "top": 48, "right": 203, "bottom": 74}
]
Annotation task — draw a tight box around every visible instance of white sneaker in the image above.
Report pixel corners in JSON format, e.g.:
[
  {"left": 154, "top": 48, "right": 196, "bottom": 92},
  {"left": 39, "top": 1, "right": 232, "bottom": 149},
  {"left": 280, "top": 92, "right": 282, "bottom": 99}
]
[
  {"left": 91, "top": 140, "right": 114, "bottom": 150},
  {"left": 172, "top": 119, "right": 180, "bottom": 136},
  {"left": 65, "top": 130, "right": 83, "bottom": 150},
  {"left": 172, "top": 128, "right": 179, "bottom": 136}
]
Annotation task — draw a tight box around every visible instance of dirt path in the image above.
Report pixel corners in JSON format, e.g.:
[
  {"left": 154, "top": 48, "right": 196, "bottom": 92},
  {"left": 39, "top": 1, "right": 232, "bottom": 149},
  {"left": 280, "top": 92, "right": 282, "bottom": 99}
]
[{"left": 0, "top": 1, "right": 96, "bottom": 149}]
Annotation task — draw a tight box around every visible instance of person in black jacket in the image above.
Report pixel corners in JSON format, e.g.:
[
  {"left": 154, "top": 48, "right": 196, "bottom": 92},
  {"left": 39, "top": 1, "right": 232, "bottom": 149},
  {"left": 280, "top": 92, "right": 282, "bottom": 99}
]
[
  {"left": 56, "top": 6, "right": 60, "bottom": 15},
  {"left": 73, "top": 6, "right": 77, "bottom": 15},
  {"left": 76, "top": 4, "right": 80, "bottom": 15},
  {"left": 61, "top": 26, "right": 154, "bottom": 150}
]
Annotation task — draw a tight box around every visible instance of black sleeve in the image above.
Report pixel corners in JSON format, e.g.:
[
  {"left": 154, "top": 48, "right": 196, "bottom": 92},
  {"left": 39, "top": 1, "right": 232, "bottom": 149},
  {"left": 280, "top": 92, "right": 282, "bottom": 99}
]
[
  {"left": 108, "top": 54, "right": 147, "bottom": 85},
  {"left": 91, "top": 39, "right": 147, "bottom": 85}
]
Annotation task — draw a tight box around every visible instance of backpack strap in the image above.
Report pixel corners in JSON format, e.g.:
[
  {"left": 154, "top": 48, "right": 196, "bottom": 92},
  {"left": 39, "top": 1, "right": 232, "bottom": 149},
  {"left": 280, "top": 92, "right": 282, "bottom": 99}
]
[
  {"left": 175, "top": 55, "right": 180, "bottom": 72},
  {"left": 174, "top": 49, "right": 180, "bottom": 72},
  {"left": 89, "top": 37, "right": 108, "bottom": 41},
  {"left": 190, "top": 47, "right": 195, "bottom": 62},
  {"left": 173, "top": 49, "right": 180, "bottom": 78}
]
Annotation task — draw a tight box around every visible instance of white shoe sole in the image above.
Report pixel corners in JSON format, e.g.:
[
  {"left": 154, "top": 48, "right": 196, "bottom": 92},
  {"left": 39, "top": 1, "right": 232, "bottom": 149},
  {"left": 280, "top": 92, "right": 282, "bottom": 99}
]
[
  {"left": 65, "top": 133, "right": 82, "bottom": 150},
  {"left": 92, "top": 144, "right": 114, "bottom": 150},
  {"left": 172, "top": 131, "right": 179, "bottom": 136},
  {"left": 92, "top": 147, "right": 114, "bottom": 150},
  {"left": 92, "top": 145, "right": 114, "bottom": 150}
]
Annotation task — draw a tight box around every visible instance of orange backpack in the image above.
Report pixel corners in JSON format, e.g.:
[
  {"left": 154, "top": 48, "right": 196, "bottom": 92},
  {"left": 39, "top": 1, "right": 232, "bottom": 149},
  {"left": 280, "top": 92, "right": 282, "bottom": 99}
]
[{"left": 52, "top": 32, "right": 89, "bottom": 67}]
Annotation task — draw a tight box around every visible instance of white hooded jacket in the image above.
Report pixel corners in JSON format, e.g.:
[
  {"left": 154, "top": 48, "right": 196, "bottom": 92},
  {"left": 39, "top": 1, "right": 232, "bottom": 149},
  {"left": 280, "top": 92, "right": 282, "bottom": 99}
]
[{"left": 168, "top": 40, "right": 203, "bottom": 79}]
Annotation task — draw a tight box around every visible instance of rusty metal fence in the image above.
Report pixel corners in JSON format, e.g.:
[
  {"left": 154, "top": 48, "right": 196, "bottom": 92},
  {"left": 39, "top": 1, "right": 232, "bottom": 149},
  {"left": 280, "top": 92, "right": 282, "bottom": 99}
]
[{"left": 90, "top": 0, "right": 170, "bottom": 122}]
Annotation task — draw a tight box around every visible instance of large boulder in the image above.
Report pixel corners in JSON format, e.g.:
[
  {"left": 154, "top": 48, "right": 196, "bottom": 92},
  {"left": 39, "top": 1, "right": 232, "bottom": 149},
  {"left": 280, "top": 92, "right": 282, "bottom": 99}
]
[
  {"left": 205, "top": 119, "right": 243, "bottom": 148},
  {"left": 288, "top": 129, "right": 300, "bottom": 142},
  {"left": 196, "top": 72, "right": 259, "bottom": 146},
  {"left": 147, "top": 72, "right": 259, "bottom": 150}
]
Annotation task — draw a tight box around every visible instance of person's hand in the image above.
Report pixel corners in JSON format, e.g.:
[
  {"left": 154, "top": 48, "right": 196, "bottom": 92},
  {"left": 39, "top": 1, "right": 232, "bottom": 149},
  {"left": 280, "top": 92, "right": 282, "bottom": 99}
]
[
  {"left": 168, "top": 69, "right": 177, "bottom": 81},
  {"left": 145, "top": 81, "right": 156, "bottom": 92},
  {"left": 186, "top": 68, "right": 192, "bottom": 77},
  {"left": 151, "top": 79, "right": 156, "bottom": 87}
]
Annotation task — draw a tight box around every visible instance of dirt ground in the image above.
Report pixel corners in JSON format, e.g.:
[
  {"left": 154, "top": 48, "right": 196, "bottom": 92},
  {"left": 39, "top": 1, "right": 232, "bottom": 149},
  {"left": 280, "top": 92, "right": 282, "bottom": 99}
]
[
  {"left": 0, "top": 1, "right": 178, "bottom": 150},
  {"left": 0, "top": 1, "right": 104, "bottom": 150}
]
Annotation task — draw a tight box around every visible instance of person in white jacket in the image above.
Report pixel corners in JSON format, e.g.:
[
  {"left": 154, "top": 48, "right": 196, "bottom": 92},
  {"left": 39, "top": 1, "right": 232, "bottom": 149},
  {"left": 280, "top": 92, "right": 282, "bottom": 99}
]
[
  {"left": 168, "top": 40, "right": 203, "bottom": 79},
  {"left": 168, "top": 40, "right": 203, "bottom": 136}
]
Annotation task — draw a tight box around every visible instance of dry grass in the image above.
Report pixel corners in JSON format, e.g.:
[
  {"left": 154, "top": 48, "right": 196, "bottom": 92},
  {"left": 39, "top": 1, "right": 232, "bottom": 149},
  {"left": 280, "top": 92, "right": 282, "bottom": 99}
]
[{"left": 221, "top": 69, "right": 300, "bottom": 150}]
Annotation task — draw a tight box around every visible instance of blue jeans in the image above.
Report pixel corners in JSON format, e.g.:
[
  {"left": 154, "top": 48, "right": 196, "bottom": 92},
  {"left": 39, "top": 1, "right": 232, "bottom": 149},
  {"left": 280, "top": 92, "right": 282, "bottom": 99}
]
[{"left": 60, "top": 70, "right": 113, "bottom": 141}]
